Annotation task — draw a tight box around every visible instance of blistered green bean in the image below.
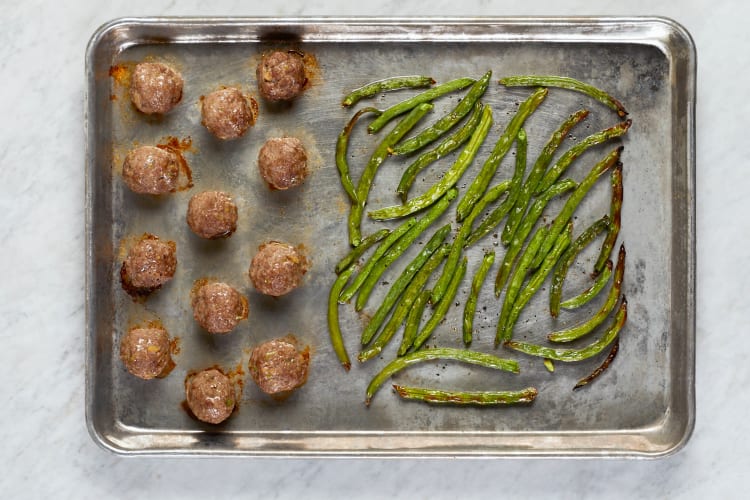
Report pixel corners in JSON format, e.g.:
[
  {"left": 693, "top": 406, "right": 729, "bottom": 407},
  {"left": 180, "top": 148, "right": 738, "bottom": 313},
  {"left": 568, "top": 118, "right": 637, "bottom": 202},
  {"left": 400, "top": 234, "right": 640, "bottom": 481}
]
[
  {"left": 573, "top": 338, "right": 620, "bottom": 390},
  {"left": 595, "top": 163, "right": 623, "bottom": 274},
  {"left": 342, "top": 75, "right": 435, "bottom": 107},
  {"left": 392, "top": 385, "right": 538, "bottom": 405}
]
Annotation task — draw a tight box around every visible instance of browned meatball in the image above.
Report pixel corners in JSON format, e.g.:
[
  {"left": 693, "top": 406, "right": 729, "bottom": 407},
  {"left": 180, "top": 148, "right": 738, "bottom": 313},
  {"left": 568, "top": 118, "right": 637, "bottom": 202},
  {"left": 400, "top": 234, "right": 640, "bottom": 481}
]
[
  {"left": 257, "top": 137, "right": 308, "bottom": 190},
  {"left": 186, "top": 191, "right": 238, "bottom": 239},
  {"left": 256, "top": 51, "right": 307, "bottom": 102},
  {"left": 200, "top": 87, "right": 257, "bottom": 140},
  {"left": 119, "top": 326, "right": 172, "bottom": 380},
  {"left": 191, "top": 281, "right": 249, "bottom": 334},
  {"left": 249, "top": 336, "right": 310, "bottom": 398},
  {"left": 185, "top": 368, "right": 236, "bottom": 424},
  {"left": 122, "top": 146, "right": 180, "bottom": 195},
  {"left": 120, "top": 234, "right": 177, "bottom": 296},
  {"left": 249, "top": 241, "right": 309, "bottom": 297},
  {"left": 129, "top": 62, "right": 183, "bottom": 114}
]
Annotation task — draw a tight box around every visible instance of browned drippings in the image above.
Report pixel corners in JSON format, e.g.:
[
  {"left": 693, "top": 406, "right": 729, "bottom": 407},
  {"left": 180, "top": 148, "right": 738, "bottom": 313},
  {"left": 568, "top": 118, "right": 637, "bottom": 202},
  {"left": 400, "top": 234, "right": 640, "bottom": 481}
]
[
  {"left": 170, "top": 336, "right": 181, "bottom": 356},
  {"left": 156, "top": 136, "right": 194, "bottom": 191},
  {"left": 109, "top": 64, "right": 132, "bottom": 86},
  {"left": 301, "top": 51, "right": 320, "bottom": 90}
]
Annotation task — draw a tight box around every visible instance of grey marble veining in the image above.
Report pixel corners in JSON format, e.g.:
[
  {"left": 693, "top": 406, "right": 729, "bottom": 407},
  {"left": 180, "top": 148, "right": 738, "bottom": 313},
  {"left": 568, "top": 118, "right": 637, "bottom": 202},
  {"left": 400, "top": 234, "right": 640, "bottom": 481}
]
[{"left": 0, "top": 0, "right": 744, "bottom": 498}]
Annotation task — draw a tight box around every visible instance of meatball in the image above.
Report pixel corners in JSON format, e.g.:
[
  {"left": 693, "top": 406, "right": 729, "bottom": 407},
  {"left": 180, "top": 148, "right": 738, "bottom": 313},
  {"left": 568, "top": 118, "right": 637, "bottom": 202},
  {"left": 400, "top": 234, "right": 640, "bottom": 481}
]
[
  {"left": 186, "top": 191, "right": 238, "bottom": 239},
  {"left": 129, "top": 62, "right": 183, "bottom": 114},
  {"left": 119, "top": 326, "right": 172, "bottom": 380},
  {"left": 257, "top": 137, "right": 308, "bottom": 190},
  {"left": 256, "top": 50, "right": 307, "bottom": 102},
  {"left": 249, "top": 336, "right": 310, "bottom": 398},
  {"left": 120, "top": 234, "right": 177, "bottom": 296},
  {"left": 249, "top": 241, "right": 309, "bottom": 297},
  {"left": 200, "top": 87, "right": 257, "bottom": 140},
  {"left": 191, "top": 281, "right": 249, "bottom": 334},
  {"left": 185, "top": 368, "right": 236, "bottom": 424},
  {"left": 122, "top": 146, "right": 180, "bottom": 195}
]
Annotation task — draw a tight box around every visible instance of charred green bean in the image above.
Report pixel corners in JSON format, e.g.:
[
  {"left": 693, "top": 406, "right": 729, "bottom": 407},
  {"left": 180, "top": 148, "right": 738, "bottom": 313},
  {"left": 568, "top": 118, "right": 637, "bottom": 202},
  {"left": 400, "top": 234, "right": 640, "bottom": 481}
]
[
  {"left": 342, "top": 75, "right": 435, "bottom": 107},
  {"left": 392, "top": 385, "right": 538, "bottom": 405},
  {"left": 463, "top": 251, "right": 495, "bottom": 346},
  {"left": 573, "top": 338, "right": 620, "bottom": 390},
  {"left": 336, "top": 107, "right": 382, "bottom": 203},
  {"left": 595, "top": 162, "right": 623, "bottom": 274}
]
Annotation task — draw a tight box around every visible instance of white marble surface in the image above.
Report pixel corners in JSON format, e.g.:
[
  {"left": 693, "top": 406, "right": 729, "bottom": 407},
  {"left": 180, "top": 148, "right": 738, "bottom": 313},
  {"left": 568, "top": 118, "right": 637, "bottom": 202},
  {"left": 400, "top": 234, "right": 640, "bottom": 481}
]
[{"left": 0, "top": 0, "right": 745, "bottom": 497}]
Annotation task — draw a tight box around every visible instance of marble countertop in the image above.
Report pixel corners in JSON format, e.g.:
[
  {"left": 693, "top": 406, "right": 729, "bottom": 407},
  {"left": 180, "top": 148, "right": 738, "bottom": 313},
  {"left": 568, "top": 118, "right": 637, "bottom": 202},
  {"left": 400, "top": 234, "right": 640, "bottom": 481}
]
[{"left": 1, "top": 0, "right": 744, "bottom": 498}]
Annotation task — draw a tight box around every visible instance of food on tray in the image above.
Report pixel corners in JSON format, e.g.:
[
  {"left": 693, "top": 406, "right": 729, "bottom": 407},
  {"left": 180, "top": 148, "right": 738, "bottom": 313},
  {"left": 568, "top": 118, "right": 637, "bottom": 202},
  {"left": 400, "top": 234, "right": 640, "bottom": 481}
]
[
  {"left": 256, "top": 50, "right": 307, "bottom": 102},
  {"left": 129, "top": 62, "right": 184, "bottom": 114},
  {"left": 119, "top": 325, "right": 173, "bottom": 379},
  {"left": 249, "top": 241, "right": 309, "bottom": 297},
  {"left": 257, "top": 137, "right": 308, "bottom": 190},
  {"left": 200, "top": 87, "right": 258, "bottom": 140},
  {"left": 122, "top": 146, "right": 181, "bottom": 195},
  {"left": 248, "top": 336, "right": 310, "bottom": 398},
  {"left": 191, "top": 280, "right": 249, "bottom": 334},
  {"left": 185, "top": 368, "right": 236, "bottom": 424},
  {"left": 186, "top": 190, "right": 238, "bottom": 239},
  {"left": 120, "top": 233, "right": 176, "bottom": 297}
]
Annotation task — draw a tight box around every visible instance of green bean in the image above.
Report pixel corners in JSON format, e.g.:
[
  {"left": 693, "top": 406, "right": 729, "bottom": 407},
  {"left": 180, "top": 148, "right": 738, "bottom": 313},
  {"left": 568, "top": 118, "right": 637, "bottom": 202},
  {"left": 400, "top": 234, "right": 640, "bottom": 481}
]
[
  {"left": 544, "top": 359, "right": 555, "bottom": 372},
  {"left": 367, "top": 77, "right": 476, "bottom": 134},
  {"left": 397, "top": 102, "right": 483, "bottom": 203},
  {"left": 530, "top": 147, "right": 622, "bottom": 270},
  {"left": 548, "top": 244, "right": 625, "bottom": 342},
  {"left": 336, "top": 107, "right": 382, "bottom": 203},
  {"left": 573, "top": 338, "right": 619, "bottom": 390},
  {"left": 456, "top": 88, "right": 548, "bottom": 222},
  {"left": 335, "top": 228, "right": 391, "bottom": 274},
  {"left": 342, "top": 75, "right": 435, "bottom": 107},
  {"left": 359, "top": 247, "right": 450, "bottom": 362},
  {"left": 560, "top": 260, "right": 613, "bottom": 310},
  {"left": 491, "top": 179, "right": 577, "bottom": 291},
  {"left": 412, "top": 257, "right": 468, "bottom": 351},
  {"left": 498, "top": 222, "right": 572, "bottom": 344},
  {"left": 463, "top": 251, "right": 495, "bottom": 346},
  {"left": 501, "top": 109, "right": 589, "bottom": 245},
  {"left": 491, "top": 127, "right": 529, "bottom": 246},
  {"left": 365, "top": 346, "right": 519, "bottom": 405},
  {"left": 399, "top": 288, "right": 432, "bottom": 356},
  {"left": 355, "top": 189, "right": 457, "bottom": 311},
  {"left": 392, "top": 70, "right": 491, "bottom": 155},
  {"left": 328, "top": 266, "right": 355, "bottom": 371},
  {"left": 534, "top": 120, "right": 631, "bottom": 196},
  {"left": 359, "top": 225, "right": 451, "bottom": 347},
  {"left": 339, "top": 218, "right": 417, "bottom": 304},
  {"left": 432, "top": 181, "right": 511, "bottom": 304},
  {"left": 496, "top": 226, "right": 548, "bottom": 341},
  {"left": 499, "top": 75, "right": 628, "bottom": 117},
  {"left": 369, "top": 104, "right": 493, "bottom": 221},
  {"left": 595, "top": 163, "right": 623, "bottom": 274},
  {"left": 392, "top": 385, "right": 538, "bottom": 405},
  {"left": 505, "top": 296, "right": 628, "bottom": 362},
  {"left": 549, "top": 215, "right": 611, "bottom": 318},
  {"left": 348, "top": 103, "right": 433, "bottom": 246}
]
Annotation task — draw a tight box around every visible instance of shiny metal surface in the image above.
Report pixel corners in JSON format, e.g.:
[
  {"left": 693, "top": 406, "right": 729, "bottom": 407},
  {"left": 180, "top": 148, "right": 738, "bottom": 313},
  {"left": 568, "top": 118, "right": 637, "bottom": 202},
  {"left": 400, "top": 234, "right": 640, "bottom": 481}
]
[{"left": 85, "top": 17, "right": 695, "bottom": 457}]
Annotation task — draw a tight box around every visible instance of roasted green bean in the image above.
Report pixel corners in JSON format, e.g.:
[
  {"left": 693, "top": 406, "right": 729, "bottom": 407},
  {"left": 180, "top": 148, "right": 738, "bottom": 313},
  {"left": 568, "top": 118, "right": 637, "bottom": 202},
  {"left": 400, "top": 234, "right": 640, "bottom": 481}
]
[
  {"left": 549, "top": 215, "right": 611, "bottom": 318},
  {"left": 392, "top": 385, "right": 538, "bottom": 405},
  {"left": 355, "top": 189, "right": 457, "bottom": 311},
  {"left": 573, "top": 338, "right": 619, "bottom": 390},
  {"left": 548, "top": 244, "right": 625, "bottom": 342},
  {"left": 365, "top": 347, "right": 519, "bottom": 405},
  {"left": 328, "top": 266, "right": 356, "bottom": 371},
  {"left": 335, "top": 228, "right": 391, "bottom": 274},
  {"left": 560, "top": 260, "right": 613, "bottom": 310},
  {"left": 505, "top": 296, "right": 627, "bottom": 362},
  {"left": 463, "top": 251, "right": 495, "bottom": 346},
  {"left": 412, "top": 257, "right": 467, "bottom": 351},
  {"left": 342, "top": 75, "right": 435, "bottom": 107},
  {"left": 595, "top": 162, "right": 623, "bottom": 274},
  {"left": 369, "top": 104, "right": 493, "bottom": 220},
  {"left": 494, "top": 127, "right": 528, "bottom": 246},
  {"left": 392, "top": 70, "right": 491, "bottom": 155},
  {"left": 399, "top": 288, "right": 432, "bottom": 356},
  {"left": 501, "top": 109, "right": 589, "bottom": 245},
  {"left": 499, "top": 75, "right": 628, "bottom": 117},
  {"left": 397, "top": 102, "right": 483, "bottom": 202},
  {"left": 368, "top": 77, "right": 476, "bottom": 134},
  {"left": 336, "top": 107, "right": 382, "bottom": 203},
  {"left": 359, "top": 224, "right": 450, "bottom": 345},
  {"left": 348, "top": 103, "right": 433, "bottom": 246},
  {"left": 456, "top": 87, "right": 548, "bottom": 221},
  {"left": 534, "top": 120, "right": 631, "bottom": 196},
  {"left": 530, "top": 147, "right": 622, "bottom": 270},
  {"left": 339, "top": 218, "right": 417, "bottom": 303}
]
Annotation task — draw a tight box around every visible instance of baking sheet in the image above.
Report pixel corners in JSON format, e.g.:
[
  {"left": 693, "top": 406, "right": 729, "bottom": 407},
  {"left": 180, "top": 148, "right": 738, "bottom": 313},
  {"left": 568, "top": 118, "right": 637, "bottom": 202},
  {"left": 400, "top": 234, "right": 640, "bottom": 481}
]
[{"left": 85, "top": 17, "right": 695, "bottom": 457}]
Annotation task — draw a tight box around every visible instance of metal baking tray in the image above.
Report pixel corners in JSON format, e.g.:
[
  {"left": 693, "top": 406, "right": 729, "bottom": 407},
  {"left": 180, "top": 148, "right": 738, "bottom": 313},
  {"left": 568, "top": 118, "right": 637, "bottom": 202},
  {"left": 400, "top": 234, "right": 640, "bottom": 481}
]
[{"left": 85, "top": 17, "right": 695, "bottom": 457}]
